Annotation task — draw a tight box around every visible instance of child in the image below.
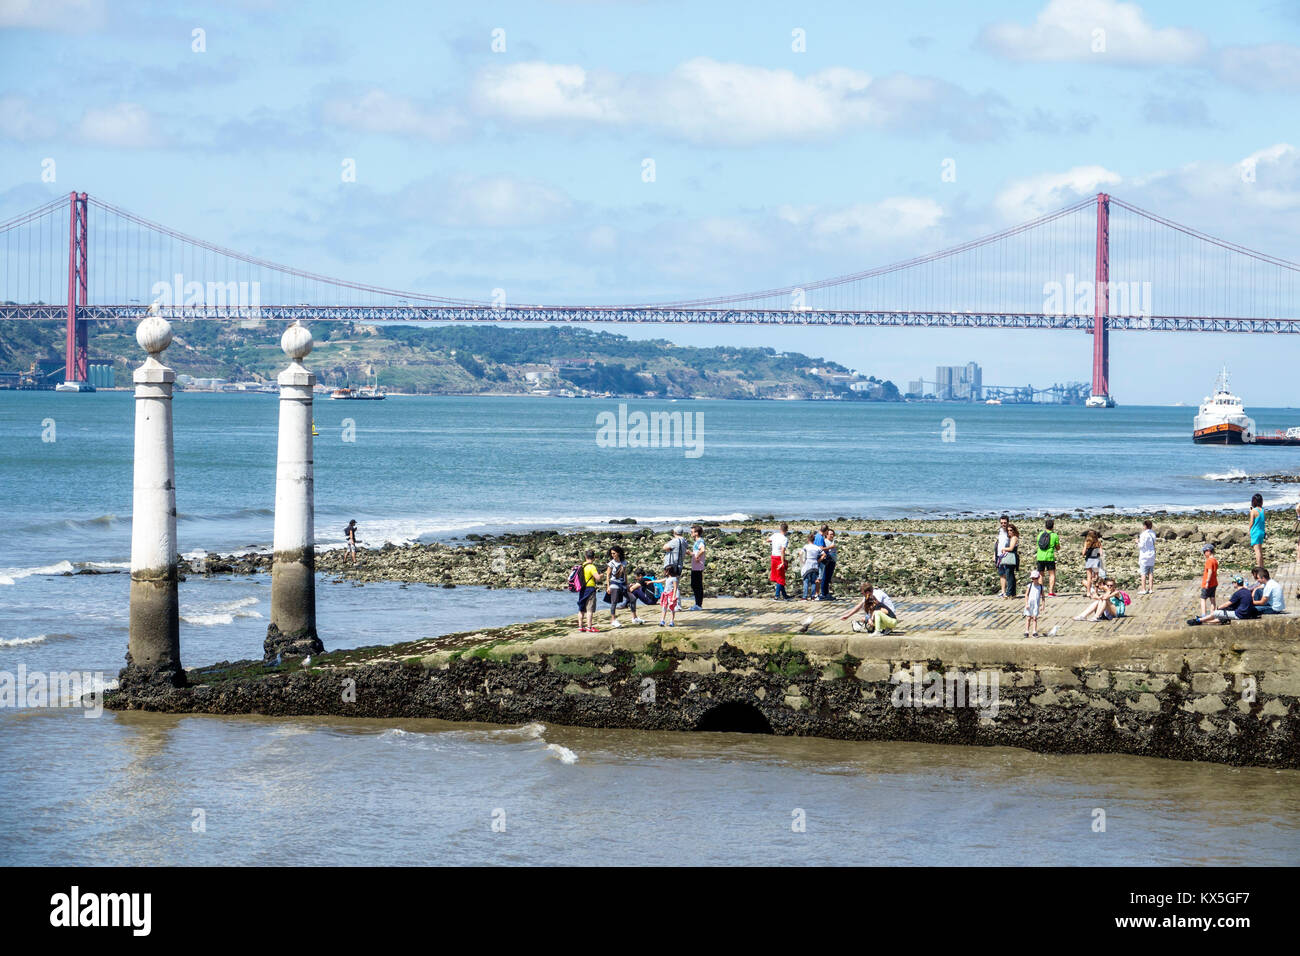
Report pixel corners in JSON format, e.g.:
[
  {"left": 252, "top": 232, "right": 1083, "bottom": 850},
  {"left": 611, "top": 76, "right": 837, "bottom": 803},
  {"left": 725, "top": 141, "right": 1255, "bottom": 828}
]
[
  {"left": 658, "top": 564, "right": 681, "bottom": 627},
  {"left": 1199, "top": 543, "right": 1218, "bottom": 616},
  {"left": 800, "top": 531, "right": 823, "bottom": 600},
  {"left": 1136, "top": 519, "right": 1157, "bottom": 595},
  {"left": 1023, "top": 569, "right": 1045, "bottom": 638}
]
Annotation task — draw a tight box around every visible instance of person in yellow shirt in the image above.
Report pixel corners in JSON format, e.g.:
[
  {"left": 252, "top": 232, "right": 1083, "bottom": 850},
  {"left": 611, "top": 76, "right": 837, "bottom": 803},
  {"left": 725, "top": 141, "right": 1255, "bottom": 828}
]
[{"left": 577, "top": 549, "right": 604, "bottom": 632}]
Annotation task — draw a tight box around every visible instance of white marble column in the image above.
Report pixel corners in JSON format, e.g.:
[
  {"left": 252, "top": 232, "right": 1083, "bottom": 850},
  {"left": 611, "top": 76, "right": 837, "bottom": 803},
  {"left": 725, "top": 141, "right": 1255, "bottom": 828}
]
[
  {"left": 123, "top": 308, "right": 184, "bottom": 689},
  {"left": 264, "top": 320, "right": 324, "bottom": 662}
]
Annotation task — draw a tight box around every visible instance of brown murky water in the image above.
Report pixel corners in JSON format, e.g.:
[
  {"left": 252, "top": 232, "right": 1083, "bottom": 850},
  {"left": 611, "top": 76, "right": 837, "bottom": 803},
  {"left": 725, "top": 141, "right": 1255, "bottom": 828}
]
[{"left": 4, "top": 707, "right": 1296, "bottom": 865}]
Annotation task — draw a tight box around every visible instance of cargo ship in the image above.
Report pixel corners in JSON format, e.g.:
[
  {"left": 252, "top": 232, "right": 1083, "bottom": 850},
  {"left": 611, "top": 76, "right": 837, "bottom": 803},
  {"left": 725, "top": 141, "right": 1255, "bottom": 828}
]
[{"left": 1192, "top": 369, "right": 1300, "bottom": 445}]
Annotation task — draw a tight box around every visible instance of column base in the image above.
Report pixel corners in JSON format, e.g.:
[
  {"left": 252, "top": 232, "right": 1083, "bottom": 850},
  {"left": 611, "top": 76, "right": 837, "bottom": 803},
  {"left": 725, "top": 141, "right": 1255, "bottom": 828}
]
[
  {"left": 264, "top": 623, "right": 325, "bottom": 664},
  {"left": 117, "top": 651, "right": 187, "bottom": 692}
]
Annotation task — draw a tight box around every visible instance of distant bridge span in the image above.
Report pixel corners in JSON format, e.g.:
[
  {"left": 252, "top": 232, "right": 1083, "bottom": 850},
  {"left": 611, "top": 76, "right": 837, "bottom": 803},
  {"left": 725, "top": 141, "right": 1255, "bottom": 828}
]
[{"left": 1, "top": 191, "right": 1297, "bottom": 398}]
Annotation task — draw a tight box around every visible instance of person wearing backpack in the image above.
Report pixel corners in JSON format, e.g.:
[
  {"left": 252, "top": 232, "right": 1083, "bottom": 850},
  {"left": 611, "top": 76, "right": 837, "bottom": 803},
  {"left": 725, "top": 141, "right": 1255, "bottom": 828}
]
[
  {"left": 1035, "top": 518, "right": 1059, "bottom": 596},
  {"left": 662, "top": 527, "right": 688, "bottom": 576},
  {"left": 574, "top": 550, "right": 603, "bottom": 632}
]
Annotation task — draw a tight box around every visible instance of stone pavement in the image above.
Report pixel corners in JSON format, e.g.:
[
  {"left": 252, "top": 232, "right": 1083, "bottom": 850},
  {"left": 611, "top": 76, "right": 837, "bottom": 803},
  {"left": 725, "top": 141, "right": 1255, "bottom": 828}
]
[{"left": 617, "top": 562, "right": 1300, "bottom": 645}]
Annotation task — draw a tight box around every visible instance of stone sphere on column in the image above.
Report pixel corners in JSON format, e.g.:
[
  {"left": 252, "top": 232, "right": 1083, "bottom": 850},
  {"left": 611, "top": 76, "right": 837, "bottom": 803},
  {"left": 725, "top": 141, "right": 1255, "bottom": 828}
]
[
  {"left": 281, "top": 320, "right": 313, "bottom": 361},
  {"left": 136, "top": 314, "right": 173, "bottom": 356}
]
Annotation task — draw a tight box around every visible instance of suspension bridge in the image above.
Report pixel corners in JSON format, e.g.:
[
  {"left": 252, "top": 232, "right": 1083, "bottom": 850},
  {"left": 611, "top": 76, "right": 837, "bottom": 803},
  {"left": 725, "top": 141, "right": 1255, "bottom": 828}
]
[{"left": 1, "top": 190, "right": 1297, "bottom": 401}]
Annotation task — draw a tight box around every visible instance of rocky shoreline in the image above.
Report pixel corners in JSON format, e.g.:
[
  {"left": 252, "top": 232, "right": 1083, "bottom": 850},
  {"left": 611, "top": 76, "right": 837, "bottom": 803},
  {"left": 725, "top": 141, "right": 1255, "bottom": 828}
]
[{"left": 182, "top": 508, "right": 1300, "bottom": 601}]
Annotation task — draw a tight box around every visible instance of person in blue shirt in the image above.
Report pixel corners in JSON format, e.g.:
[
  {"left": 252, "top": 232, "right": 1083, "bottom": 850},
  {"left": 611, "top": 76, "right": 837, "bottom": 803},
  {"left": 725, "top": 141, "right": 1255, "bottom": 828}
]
[{"left": 1188, "top": 575, "right": 1259, "bottom": 625}]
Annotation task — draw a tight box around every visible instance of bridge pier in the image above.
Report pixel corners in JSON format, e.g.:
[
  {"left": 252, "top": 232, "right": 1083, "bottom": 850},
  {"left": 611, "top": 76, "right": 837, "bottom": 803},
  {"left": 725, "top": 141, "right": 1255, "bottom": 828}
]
[
  {"left": 1088, "top": 192, "right": 1114, "bottom": 407},
  {"left": 264, "top": 320, "right": 324, "bottom": 663},
  {"left": 120, "top": 309, "right": 184, "bottom": 690}
]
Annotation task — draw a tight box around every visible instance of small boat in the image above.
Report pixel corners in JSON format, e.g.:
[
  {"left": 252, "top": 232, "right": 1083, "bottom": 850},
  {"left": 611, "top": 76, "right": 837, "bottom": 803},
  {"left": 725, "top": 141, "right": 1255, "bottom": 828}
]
[
  {"left": 1085, "top": 394, "right": 1116, "bottom": 408},
  {"left": 984, "top": 398, "right": 1001, "bottom": 405},
  {"left": 1193, "top": 368, "right": 1300, "bottom": 445},
  {"left": 330, "top": 372, "right": 386, "bottom": 400},
  {"left": 55, "top": 381, "right": 95, "bottom": 393}
]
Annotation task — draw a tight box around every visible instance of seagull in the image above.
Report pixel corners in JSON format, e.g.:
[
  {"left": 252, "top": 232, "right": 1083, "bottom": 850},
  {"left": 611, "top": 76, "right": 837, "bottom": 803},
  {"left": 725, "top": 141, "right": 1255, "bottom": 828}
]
[{"left": 797, "top": 615, "right": 814, "bottom": 634}]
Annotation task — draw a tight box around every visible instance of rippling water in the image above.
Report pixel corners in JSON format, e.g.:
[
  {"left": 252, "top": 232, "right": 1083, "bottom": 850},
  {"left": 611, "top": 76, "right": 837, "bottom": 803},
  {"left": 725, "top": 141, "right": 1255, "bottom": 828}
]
[{"left": 1, "top": 391, "right": 1297, "bottom": 865}]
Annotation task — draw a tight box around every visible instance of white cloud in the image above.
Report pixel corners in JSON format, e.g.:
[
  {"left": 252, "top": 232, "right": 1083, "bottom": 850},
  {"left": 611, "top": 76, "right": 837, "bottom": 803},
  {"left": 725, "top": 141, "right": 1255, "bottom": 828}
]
[
  {"left": 0, "top": 0, "right": 105, "bottom": 31},
  {"left": 321, "top": 89, "right": 465, "bottom": 142},
  {"left": 778, "top": 197, "right": 945, "bottom": 246},
  {"left": 471, "top": 57, "right": 1007, "bottom": 145},
  {"left": 78, "top": 102, "right": 162, "bottom": 148},
  {"left": 0, "top": 93, "right": 57, "bottom": 141},
  {"left": 995, "top": 165, "right": 1122, "bottom": 220},
  {"left": 443, "top": 174, "right": 570, "bottom": 228},
  {"left": 1216, "top": 44, "right": 1300, "bottom": 91},
  {"left": 471, "top": 62, "right": 623, "bottom": 124},
  {"left": 980, "top": 0, "right": 1207, "bottom": 65}
]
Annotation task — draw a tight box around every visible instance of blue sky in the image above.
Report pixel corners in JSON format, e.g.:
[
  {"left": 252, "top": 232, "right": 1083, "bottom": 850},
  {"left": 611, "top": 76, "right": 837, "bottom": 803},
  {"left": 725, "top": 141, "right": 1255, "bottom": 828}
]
[{"left": 1, "top": 0, "right": 1298, "bottom": 403}]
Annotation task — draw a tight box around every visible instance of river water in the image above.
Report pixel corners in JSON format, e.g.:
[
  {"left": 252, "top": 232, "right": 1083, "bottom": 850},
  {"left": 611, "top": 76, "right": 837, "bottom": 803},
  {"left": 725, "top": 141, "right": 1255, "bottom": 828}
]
[{"left": 1, "top": 392, "right": 1297, "bottom": 865}]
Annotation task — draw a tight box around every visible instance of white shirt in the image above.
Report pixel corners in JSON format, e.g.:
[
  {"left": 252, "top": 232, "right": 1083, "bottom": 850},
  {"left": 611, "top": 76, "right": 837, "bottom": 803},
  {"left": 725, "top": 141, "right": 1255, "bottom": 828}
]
[
  {"left": 872, "top": 588, "right": 897, "bottom": 617},
  {"left": 770, "top": 532, "right": 788, "bottom": 557},
  {"left": 997, "top": 529, "right": 1010, "bottom": 555},
  {"left": 1138, "top": 529, "right": 1156, "bottom": 561},
  {"left": 801, "top": 543, "right": 822, "bottom": 574},
  {"left": 1261, "top": 579, "right": 1285, "bottom": 612}
]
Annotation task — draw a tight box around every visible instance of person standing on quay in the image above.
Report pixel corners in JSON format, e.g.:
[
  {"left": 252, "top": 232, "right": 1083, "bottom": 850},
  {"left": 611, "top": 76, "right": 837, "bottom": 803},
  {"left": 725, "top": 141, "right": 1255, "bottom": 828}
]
[
  {"left": 1082, "top": 530, "right": 1103, "bottom": 598},
  {"left": 662, "top": 526, "right": 689, "bottom": 576},
  {"left": 768, "top": 521, "right": 790, "bottom": 600},
  {"left": 800, "top": 531, "right": 823, "bottom": 600},
  {"left": 1248, "top": 493, "right": 1266, "bottom": 568},
  {"left": 1137, "top": 519, "right": 1157, "bottom": 595},
  {"left": 820, "top": 527, "right": 838, "bottom": 600},
  {"left": 1199, "top": 543, "right": 1219, "bottom": 616},
  {"left": 996, "top": 515, "right": 1012, "bottom": 597},
  {"left": 605, "top": 545, "right": 628, "bottom": 629},
  {"left": 576, "top": 550, "right": 603, "bottom": 633},
  {"left": 1035, "top": 518, "right": 1059, "bottom": 596},
  {"left": 688, "top": 524, "right": 706, "bottom": 611},
  {"left": 998, "top": 518, "right": 1020, "bottom": 599},
  {"left": 1023, "top": 569, "right": 1045, "bottom": 639}
]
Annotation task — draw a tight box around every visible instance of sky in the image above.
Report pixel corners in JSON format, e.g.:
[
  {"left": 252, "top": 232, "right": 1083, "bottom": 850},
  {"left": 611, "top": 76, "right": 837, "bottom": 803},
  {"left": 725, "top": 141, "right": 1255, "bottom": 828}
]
[{"left": 1, "top": 0, "right": 1298, "bottom": 404}]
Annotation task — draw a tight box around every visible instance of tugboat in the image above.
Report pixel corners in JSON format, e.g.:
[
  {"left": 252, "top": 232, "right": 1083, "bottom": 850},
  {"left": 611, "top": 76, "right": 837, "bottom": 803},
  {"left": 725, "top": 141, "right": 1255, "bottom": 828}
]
[{"left": 1192, "top": 368, "right": 1300, "bottom": 445}]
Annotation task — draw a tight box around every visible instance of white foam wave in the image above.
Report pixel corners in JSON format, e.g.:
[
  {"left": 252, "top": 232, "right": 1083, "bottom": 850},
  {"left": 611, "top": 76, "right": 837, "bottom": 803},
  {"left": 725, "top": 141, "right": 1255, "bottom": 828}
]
[
  {"left": 1201, "top": 468, "right": 1251, "bottom": 481},
  {"left": 545, "top": 743, "right": 578, "bottom": 765},
  {"left": 313, "top": 511, "right": 754, "bottom": 551},
  {"left": 180, "top": 595, "right": 263, "bottom": 626},
  {"left": 0, "top": 560, "right": 75, "bottom": 583},
  {"left": 0, "top": 634, "right": 53, "bottom": 647},
  {"left": 494, "top": 721, "right": 546, "bottom": 740}
]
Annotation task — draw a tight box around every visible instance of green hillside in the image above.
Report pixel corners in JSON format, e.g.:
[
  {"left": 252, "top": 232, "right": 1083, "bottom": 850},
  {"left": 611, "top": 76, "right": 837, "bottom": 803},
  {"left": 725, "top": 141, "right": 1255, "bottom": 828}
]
[{"left": 0, "top": 320, "right": 901, "bottom": 400}]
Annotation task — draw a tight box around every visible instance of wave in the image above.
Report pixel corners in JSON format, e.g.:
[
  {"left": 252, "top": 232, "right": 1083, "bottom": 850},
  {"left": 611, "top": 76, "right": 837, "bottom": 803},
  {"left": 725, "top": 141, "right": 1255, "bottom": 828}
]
[
  {"left": 0, "top": 560, "right": 76, "bottom": 585},
  {"left": 1201, "top": 468, "right": 1251, "bottom": 481},
  {"left": 0, "top": 633, "right": 75, "bottom": 648},
  {"left": 179, "top": 595, "right": 263, "bottom": 627},
  {"left": 314, "top": 511, "right": 754, "bottom": 551},
  {"left": 545, "top": 743, "right": 578, "bottom": 765}
]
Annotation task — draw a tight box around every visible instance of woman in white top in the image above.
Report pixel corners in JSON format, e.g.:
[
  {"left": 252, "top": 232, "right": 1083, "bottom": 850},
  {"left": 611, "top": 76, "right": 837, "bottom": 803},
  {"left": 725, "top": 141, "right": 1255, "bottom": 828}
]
[{"left": 800, "top": 532, "right": 823, "bottom": 600}]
